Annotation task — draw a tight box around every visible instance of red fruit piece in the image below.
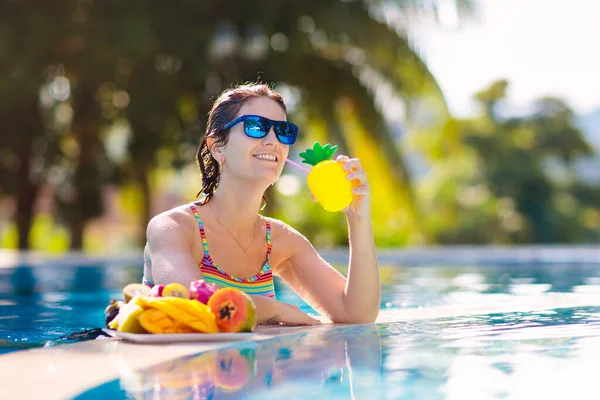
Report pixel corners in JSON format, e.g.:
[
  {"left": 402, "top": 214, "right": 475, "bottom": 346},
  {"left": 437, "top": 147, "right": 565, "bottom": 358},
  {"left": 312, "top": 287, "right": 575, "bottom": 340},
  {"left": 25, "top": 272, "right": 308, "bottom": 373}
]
[
  {"left": 189, "top": 279, "right": 219, "bottom": 304},
  {"left": 151, "top": 285, "right": 165, "bottom": 297}
]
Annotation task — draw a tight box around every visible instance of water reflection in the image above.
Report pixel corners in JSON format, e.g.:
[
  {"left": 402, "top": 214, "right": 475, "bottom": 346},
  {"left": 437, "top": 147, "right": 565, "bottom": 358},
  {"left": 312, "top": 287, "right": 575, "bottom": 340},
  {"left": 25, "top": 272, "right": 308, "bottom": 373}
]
[
  {"left": 378, "top": 307, "right": 600, "bottom": 400},
  {"left": 117, "top": 325, "right": 382, "bottom": 399},
  {"left": 64, "top": 305, "right": 600, "bottom": 399}
]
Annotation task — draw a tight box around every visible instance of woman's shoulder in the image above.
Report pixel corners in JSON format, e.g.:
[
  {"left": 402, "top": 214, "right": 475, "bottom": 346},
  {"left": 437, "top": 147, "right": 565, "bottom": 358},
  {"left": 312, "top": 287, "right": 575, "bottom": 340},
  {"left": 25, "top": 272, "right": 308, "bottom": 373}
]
[
  {"left": 262, "top": 217, "right": 310, "bottom": 246},
  {"left": 147, "top": 202, "right": 198, "bottom": 238},
  {"left": 263, "top": 217, "right": 315, "bottom": 273}
]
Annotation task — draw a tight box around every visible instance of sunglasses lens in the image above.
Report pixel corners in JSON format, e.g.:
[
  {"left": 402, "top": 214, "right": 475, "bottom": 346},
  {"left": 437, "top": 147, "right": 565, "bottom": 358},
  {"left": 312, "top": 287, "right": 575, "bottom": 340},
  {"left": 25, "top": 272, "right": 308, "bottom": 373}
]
[
  {"left": 244, "top": 117, "right": 268, "bottom": 138},
  {"left": 275, "top": 122, "right": 297, "bottom": 145}
]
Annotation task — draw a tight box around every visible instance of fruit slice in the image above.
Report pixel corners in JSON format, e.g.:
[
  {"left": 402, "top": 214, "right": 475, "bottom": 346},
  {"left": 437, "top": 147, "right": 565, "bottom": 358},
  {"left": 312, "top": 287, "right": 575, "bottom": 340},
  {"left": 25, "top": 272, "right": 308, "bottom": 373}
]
[
  {"left": 138, "top": 309, "right": 196, "bottom": 334},
  {"left": 117, "top": 300, "right": 147, "bottom": 333},
  {"left": 207, "top": 288, "right": 257, "bottom": 333},
  {"left": 136, "top": 296, "right": 218, "bottom": 333},
  {"left": 108, "top": 312, "right": 121, "bottom": 330},
  {"left": 104, "top": 300, "right": 124, "bottom": 327},
  {"left": 123, "top": 283, "right": 152, "bottom": 303},
  {"left": 162, "top": 283, "right": 190, "bottom": 299},
  {"left": 151, "top": 284, "right": 165, "bottom": 297},
  {"left": 189, "top": 280, "right": 219, "bottom": 304}
]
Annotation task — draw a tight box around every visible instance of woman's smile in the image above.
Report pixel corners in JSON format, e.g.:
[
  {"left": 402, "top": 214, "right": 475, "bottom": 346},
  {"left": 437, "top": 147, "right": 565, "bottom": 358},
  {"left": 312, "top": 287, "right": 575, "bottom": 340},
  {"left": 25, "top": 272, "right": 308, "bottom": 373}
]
[{"left": 253, "top": 153, "right": 278, "bottom": 162}]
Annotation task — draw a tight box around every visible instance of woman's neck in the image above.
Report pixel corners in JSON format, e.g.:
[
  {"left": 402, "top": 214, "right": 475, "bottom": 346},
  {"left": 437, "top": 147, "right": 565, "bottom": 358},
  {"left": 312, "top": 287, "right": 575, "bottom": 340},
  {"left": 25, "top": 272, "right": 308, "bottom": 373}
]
[{"left": 208, "top": 175, "right": 266, "bottom": 236}]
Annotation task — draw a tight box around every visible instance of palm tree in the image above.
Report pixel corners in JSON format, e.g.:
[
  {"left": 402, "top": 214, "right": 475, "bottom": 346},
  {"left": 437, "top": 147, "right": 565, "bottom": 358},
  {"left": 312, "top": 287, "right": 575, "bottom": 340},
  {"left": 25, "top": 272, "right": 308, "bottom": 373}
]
[
  {"left": 0, "top": 1, "right": 64, "bottom": 249},
  {"left": 1, "top": 0, "right": 467, "bottom": 249},
  {"left": 117, "top": 0, "right": 463, "bottom": 245}
]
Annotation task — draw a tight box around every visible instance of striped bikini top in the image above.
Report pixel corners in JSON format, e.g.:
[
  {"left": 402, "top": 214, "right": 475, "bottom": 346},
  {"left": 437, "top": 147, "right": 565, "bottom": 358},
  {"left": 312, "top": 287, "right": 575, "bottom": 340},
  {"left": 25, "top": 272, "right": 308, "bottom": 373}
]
[{"left": 190, "top": 204, "right": 276, "bottom": 298}]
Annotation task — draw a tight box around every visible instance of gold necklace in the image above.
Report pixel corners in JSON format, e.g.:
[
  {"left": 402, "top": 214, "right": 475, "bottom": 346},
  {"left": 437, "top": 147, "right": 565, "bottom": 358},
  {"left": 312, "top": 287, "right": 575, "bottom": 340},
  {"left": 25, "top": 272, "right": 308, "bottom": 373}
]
[{"left": 208, "top": 202, "right": 258, "bottom": 253}]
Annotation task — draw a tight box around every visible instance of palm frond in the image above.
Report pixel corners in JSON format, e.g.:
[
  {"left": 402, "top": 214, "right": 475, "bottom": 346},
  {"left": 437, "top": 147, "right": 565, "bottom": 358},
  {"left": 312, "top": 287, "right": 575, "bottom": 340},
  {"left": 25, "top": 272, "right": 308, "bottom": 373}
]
[
  {"left": 279, "top": 54, "right": 415, "bottom": 207},
  {"left": 314, "top": 0, "right": 446, "bottom": 104}
]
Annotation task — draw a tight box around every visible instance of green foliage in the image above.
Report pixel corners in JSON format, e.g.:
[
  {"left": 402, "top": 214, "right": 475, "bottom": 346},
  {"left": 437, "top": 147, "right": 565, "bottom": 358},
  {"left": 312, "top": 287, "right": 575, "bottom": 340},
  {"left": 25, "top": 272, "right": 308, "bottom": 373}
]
[
  {"left": 14, "top": 3, "right": 596, "bottom": 248},
  {"left": 415, "top": 80, "right": 600, "bottom": 244},
  {"left": 1, "top": 0, "right": 459, "bottom": 250},
  {"left": 299, "top": 142, "right": 339, "bottom": 166}
]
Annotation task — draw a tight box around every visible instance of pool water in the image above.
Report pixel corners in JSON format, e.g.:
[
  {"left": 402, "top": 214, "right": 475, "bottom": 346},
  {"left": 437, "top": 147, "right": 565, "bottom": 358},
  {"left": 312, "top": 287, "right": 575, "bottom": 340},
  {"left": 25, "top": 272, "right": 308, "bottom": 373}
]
[
  {"left": 2, "top": 262, "right": 600, "bottom": 398},
  {"left": 79, "top": 307, "right": 600, "bottom": 399},
  {"left": 0, "top": 264, "right": 321, "bottom": 353}
]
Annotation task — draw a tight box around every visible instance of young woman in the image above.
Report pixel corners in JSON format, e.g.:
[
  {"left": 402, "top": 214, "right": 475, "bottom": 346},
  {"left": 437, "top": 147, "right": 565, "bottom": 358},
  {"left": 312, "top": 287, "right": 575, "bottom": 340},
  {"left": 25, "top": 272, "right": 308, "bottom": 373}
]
[{"left": 143, "top": 83, "right": 380, "bottom": 325}]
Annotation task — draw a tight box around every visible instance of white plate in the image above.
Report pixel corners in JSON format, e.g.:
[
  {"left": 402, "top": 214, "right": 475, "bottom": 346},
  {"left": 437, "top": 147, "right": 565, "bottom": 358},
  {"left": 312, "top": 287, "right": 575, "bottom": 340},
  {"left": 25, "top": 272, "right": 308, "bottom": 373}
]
[{"left": 102, "top": 329, "right": 257, "bottom": 343}]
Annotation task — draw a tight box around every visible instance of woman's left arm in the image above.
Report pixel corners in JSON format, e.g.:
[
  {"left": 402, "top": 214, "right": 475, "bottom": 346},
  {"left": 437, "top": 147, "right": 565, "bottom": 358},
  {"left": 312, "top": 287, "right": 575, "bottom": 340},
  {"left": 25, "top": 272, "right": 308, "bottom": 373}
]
[{"left": 275, "top": 156, "right": 380, "bottom": 323}]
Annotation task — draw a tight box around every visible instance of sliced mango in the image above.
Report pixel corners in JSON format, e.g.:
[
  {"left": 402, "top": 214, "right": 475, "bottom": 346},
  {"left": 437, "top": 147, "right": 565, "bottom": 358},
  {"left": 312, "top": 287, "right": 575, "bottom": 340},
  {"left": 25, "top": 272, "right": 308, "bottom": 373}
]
[
  {"left": 117, "top": 302, "right": 147, "bottom": 333},
  {"left": 108, "top": 312, "right": 121, "bottom": 330},
  {"left": 138, "top": 309, "right": 197, "bottom": 334},
  {"left": 135, "top": 296, "right": 218, "bottom": 333}
]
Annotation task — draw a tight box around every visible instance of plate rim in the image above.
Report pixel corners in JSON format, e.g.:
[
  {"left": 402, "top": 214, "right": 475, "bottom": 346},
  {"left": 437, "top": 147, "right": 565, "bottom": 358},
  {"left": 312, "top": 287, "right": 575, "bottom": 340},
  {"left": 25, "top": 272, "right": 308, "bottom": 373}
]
[{"left": 101, "top": 328, "right": 257, "bottom": 342}]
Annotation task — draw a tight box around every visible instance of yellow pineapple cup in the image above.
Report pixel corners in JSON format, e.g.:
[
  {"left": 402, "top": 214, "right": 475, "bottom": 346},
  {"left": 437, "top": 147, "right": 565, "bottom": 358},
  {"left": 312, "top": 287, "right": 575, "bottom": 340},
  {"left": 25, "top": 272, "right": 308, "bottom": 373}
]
[{"left": 299, "top": 142, "right": 353, "bottom": 212}]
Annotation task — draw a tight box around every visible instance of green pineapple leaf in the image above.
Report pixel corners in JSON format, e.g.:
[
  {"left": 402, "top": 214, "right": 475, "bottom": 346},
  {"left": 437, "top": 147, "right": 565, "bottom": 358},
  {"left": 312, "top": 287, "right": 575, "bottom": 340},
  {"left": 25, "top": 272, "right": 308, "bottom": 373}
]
[{"left": 299, "top": 142, "right": 339, "bottom": 166}]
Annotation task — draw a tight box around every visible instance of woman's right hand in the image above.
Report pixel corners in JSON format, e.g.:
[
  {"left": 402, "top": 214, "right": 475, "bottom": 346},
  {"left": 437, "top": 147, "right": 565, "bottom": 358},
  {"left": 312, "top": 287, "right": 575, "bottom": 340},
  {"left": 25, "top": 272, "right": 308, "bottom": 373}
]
[
  {"left": 251, "top": 295, "right": 321, "bottom": 326},
  {"left": 272, "top": 302, "right": 322, "bottom": 326}
]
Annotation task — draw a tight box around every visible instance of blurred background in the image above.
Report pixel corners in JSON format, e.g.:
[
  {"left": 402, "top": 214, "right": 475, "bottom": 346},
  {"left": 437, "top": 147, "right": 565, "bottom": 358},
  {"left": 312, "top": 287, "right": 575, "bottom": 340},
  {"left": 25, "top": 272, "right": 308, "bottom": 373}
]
[{"left": 1, "top": 0, "right": 599, "bottom": 254}]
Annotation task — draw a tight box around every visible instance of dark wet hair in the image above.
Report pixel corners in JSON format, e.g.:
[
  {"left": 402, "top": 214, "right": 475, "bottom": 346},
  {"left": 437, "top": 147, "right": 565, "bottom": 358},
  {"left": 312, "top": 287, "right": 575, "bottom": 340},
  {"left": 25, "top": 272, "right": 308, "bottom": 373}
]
[{"left": 196, "top": 83, "right": 287, "bottom": 205}]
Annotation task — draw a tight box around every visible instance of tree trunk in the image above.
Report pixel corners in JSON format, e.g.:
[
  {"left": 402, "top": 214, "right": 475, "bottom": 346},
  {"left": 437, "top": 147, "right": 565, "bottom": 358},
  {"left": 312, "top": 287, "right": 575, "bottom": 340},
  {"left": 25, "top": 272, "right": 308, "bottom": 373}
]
[
  {"left": 16, "top": 178, "right": 38, "bottom": 250},
  {"left": 136, "top": 165, "right": 151, "bottom": 246},
  {"left": 70, "top": 217, "right": 85, "bottom": 250},
  {"left": 68, "top": 85, "right": 103, "bottom": 250},
  {"left": 13, "top": 100, "right": 43, "bottom": 250}
]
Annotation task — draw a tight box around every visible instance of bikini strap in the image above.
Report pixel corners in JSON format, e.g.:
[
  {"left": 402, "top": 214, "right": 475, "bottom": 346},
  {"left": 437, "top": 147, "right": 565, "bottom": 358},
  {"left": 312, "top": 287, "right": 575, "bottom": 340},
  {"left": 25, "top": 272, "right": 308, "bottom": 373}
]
[
  {"left": 192, "top": 204, "right": 271, "bottom": 266},
  {"left": 265, "top": 220, "right": 272, "bottom": 263},
  {"left": 190, "top": 205, "right": 209, "bottom": 258}
]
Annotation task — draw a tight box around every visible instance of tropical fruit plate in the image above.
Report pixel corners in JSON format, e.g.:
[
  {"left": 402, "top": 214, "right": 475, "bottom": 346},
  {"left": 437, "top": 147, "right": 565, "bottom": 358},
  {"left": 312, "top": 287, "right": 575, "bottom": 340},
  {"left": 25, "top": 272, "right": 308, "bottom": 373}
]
[
  {"left": 102, "top": 328, "right": 256, "bottom": 343},
  {"left": 103, "top": 281, "right": 258, "bottom": 342}
]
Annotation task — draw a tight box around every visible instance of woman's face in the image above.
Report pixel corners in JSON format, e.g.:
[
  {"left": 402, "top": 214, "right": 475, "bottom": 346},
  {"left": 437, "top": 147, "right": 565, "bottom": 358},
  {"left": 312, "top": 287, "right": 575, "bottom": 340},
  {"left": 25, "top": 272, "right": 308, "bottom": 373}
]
[{"left": 217, "top": 96, "right": 291, "bottom": 185}]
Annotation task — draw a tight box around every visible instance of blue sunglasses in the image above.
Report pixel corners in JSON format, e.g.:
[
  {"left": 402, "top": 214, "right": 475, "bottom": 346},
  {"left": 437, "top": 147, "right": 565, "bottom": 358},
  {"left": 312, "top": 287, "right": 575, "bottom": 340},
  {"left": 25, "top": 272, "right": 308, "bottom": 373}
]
[{"left": 222, "top": 115, "right": 298, "bottom": 145}]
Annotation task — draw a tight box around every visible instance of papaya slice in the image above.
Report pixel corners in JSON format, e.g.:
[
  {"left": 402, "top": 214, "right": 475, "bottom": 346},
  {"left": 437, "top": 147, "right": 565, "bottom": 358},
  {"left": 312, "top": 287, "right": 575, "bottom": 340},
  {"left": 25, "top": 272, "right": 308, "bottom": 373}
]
[{"left": 207, "top": 288, "right": 257, "bottom": 332}]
